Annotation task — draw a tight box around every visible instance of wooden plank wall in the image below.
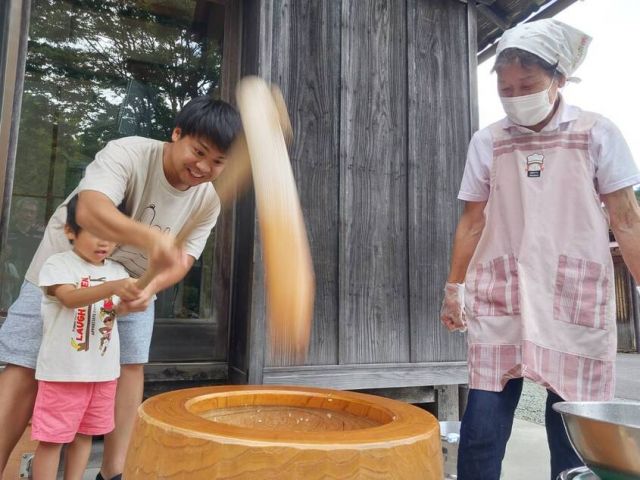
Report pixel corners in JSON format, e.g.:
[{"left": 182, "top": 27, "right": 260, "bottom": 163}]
[
  {"left": 235, "top": 0, "right": 473, "bottom": 374},
  {"left": 407, "top": 0, "right": 469, "bottom": 362},
  {"left": 339, "top": 0, "right": 410, "bottom": 364},
  {"left": 270, "top": 0, "right": 341, "bottom": 366}
]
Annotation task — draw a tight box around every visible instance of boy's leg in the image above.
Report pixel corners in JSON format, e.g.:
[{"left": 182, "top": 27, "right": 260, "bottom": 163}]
[
  {"left": 32, "top": 441, "right": 63, "bottom": 480},
  {"left": 0, "top": 364, "right": 37, "bottom": 473},
  {"left": 457, "top": 378, "right": 524, "bottom": 480},
  {"left": 63, "top": 434, "right": 92, "bottom": 480},
  {"left": 545, "top": 390, "right": 583, "bottom": 479},
  {"left": 99, "top": 305, "right": 154, "bottom": 479},
  {"left": 101, "top": 365, "right": 143, "bottom": 478}
]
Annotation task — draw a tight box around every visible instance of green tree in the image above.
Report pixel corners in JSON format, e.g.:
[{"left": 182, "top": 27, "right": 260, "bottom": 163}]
[{"left": 16, "top": 0, "right": 223, "bottom": 215}]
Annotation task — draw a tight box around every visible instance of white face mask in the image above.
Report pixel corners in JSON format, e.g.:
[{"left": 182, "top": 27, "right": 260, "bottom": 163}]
[{"left": 500, "top": 79, "right": 556, "bottom": 127}]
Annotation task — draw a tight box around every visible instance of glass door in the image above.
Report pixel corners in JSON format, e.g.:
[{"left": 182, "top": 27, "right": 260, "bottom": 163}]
[{"left": 0, "top": 0, "right": 231, "bottom": 369}]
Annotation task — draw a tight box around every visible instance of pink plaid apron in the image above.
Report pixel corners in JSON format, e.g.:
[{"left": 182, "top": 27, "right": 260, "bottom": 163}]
[{"left": 465, "top": 112, "right": 616, "bottom": 401}]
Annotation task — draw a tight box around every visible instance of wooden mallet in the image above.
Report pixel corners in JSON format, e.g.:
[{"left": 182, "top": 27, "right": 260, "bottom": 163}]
[
  {"left": 214, "top": 85, "right": 293, "bottom": 207},
  {"left": 235, "top": 76, "right": 315, "bottom": 363},
  {"left": 137, "top": 79, "right": 313, "bottom": 362}
]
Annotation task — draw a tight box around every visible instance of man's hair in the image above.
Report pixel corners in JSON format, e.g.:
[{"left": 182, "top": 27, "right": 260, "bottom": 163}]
[
  {"left": 174, "top": 97, "right": 242, "bottom": 152},
  {"left": 66, "top": 194, "right": 81, "bottom": 236},
  {"left": 494, "top": 48, "right": 561, "bottom": 78}
]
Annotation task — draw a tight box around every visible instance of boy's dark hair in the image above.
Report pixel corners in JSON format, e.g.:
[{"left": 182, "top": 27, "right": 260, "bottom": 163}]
[
  {"left": 494, "top": 47, "right": 561, "bottom": 78},
  {"left": 66, "top": 194, "right": 81, "bottom": 236},
  {"left": 174, "top": 97, "right": 242, "bottom": 152}
]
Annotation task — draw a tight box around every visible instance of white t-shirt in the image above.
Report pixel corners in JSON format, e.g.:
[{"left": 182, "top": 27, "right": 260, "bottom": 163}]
[
  {"left": 36, "top": 251, "right": 130, "bottom": 382},
  {"left": 458, "top": 98, "right": 640, "bottom": 201},
  {"left": 26, "top": 136, "right": 220, "bottom": 282}
]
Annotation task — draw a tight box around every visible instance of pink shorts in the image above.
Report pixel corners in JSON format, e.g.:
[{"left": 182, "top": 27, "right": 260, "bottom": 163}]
[{"left": 31, "top": 380, "right": 117, "bottom": 443}]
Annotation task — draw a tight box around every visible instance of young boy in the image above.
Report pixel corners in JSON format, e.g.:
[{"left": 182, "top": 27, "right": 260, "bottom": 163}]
[
  {"left": 32, "top": 195, "right": 136, "bottom": 480},
  {"left": 0, "top": 96, "right": 242, "bottom": 480}
]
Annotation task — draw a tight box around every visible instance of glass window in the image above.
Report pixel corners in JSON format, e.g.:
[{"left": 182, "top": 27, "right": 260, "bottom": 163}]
[{"left": 0, "top": 0, "right": 226, "bottom": 330}]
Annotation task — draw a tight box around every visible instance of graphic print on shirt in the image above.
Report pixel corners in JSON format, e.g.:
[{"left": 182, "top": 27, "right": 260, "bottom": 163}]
[
  {"left": 114, "top": 203, "right": 172, "bottom": 276},
  {"left": 98, "top": 298, "right": 117, "bottom": 356},
  {"left": 526, "top": 153, "right": 544, "bottom": 178},
  {"left": 70, "top": 276, "right": 116, "bottom": 356},
  {"left": 71, "top": 276, "right": 92, "bottom": 351}
]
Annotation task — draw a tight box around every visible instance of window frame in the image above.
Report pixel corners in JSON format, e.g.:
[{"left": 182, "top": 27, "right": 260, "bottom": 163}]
[{"left": 0, "top": 0, "right": 30, "bottom": 252}]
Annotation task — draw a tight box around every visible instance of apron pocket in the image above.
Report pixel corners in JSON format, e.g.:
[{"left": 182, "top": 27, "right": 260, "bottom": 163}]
[
  {"left": 471, "top": 254, "right": 520, "bottom": 316},
  {"left": 553, "top": 254, "right": 609, "bottom": 329}
]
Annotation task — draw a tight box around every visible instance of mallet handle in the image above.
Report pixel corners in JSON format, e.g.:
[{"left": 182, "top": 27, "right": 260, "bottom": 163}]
[{"left": 135, "top": 217, "right": 198, "bottom": 290}]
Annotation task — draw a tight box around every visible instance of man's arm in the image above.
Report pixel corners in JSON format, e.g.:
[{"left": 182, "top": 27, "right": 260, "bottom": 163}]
[
  {"left": 76, "top": 191, "right": 162, "bottom": 251},
  {"left": 118, "top": 254, "right": 195, "bottom": 314},
  {"left": 603, "top": 186, "right": 640, "bottom": 281},
  {"left": 447, "top": 201, "right": 487, "bottom": 283},
  {"left": 76, "top": 190, "right": 185, "bottom": 284}
]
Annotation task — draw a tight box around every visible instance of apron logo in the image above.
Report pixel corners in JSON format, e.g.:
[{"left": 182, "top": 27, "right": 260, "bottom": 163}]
[{"left": 526, "top": 153, "right": 544, "bottom": 178}]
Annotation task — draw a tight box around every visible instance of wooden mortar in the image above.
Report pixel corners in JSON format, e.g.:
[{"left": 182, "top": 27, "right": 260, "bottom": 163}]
[{"left": 123, "top": 385, "right": 442, "bottom": 479}]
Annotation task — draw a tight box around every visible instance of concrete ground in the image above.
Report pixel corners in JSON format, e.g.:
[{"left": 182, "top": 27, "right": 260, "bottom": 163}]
[{"left": 502, "top": 353, "right": 640, "bottom": 480}]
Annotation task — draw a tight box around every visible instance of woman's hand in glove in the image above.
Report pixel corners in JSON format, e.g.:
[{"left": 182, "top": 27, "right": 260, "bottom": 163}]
[{"left": 440, "top": 282, "right": 467, "bottom": 332}]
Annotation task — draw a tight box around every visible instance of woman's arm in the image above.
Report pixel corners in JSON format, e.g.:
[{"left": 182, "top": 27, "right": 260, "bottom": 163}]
[
  {"left": 440, "top": 201, "right": 487, "bottom": 331},
  {"left": 446, "top": 201, "right": 487, "bottom": 283},
  {"left": 603, "top": 186, "right": 640, "bottom": 282}
]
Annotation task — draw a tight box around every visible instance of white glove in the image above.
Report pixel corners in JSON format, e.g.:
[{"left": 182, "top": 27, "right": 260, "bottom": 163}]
[{"left": 440, "top": 282, "right": 467, "bottom": 332}]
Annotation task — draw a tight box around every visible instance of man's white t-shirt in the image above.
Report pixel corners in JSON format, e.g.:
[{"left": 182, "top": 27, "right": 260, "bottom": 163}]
[
  {"left": 458, "top": 98, "right": 640, "bottom": 201},
  {"left": 36, "top": 251, "right": 129, "bottom": 382},
  {"left": 25, "top": 136, "right": 220, "bottom": 282}
]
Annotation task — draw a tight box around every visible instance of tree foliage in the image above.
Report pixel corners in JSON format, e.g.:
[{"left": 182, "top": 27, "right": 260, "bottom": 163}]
[{"left": 14, "top": 0, "right": 223, "bottom": 213}]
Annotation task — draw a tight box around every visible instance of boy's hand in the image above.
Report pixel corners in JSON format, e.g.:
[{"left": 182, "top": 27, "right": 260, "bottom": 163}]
[{"left": 112, "top": 278, "right": 142, "bottom": 302}]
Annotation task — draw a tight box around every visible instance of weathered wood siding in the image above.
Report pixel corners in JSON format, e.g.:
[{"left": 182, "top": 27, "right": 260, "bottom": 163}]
[
  {"left": 339, "top": 0, "right": 410, "bottom": 365},
  {"left": 230, "top": 0, "right": 475, "bottom": 383},
  {"left": 407, "top": 0, "right": 473, "bottom": 362},
  {"left": 271, "top": 0, "right": 342, "bottom": 366}
]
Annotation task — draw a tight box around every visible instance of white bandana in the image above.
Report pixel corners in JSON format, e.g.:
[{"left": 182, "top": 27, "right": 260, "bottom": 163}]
[{"left": 496, "top": 19, "right": 592, "bottom": 82}]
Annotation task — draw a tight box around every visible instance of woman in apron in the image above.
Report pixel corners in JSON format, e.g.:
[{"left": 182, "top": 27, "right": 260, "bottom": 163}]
[{"left": 440, "top": 18, "right": 640, "bottom": 480}]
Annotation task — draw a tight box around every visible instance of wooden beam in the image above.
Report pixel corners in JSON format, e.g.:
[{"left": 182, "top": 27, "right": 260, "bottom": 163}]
[
  {"left": 262, "top": 361, "right": 468, "bottom": 390},
  {"left": 143, "top": 362, "right": 228, "bottom": 382},
  {"left": 476, "top": 3, "right": 509, "bottom": 32},
  {"left": 435, "top": 384, "right": 460, "bottom": 420},
  {"left": 478, "top": 0, "right": 580, "bottom": 64},
  {"left": 355, "top": 386, "right": 436, "bottom": 404}
]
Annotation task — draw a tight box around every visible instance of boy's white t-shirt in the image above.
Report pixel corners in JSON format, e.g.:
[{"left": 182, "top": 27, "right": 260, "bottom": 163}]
[
  {"left": 36, "top": 251, "right": 130, "bottom": 382},
  {"left": 25, "top": 136, "right": 220, "bottom": 282}
]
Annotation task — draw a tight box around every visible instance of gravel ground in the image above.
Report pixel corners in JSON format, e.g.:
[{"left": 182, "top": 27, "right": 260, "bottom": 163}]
[{"left": 515, "top": 379, "right": 547, "bottom": 425}]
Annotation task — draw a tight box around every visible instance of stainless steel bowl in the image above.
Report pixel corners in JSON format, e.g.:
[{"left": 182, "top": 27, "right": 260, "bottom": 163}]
[{"left": 553, "top": 401, "right": 640, "bottom": 480}]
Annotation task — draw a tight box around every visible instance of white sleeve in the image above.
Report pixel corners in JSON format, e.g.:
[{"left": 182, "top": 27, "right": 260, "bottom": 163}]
[
  {"left": 183, "top": 190, "right": 220, "bottom": 260},
  {"left": 592, "top": 117, "right": 640, "bottom": 194},
  {"left": 39, "top": 256, "right": 78, "bottom": 288},
  {"left": 458, "top": 128, "right": 493, "bottom": 202},
  {"left": 77, "top": 140, "right": 134, "bottom": 205}
]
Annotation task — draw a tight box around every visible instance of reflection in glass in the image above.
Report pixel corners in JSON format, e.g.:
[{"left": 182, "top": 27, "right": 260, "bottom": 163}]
[{"left": 1, "top": 0, "right": 224, "bottom": 319}]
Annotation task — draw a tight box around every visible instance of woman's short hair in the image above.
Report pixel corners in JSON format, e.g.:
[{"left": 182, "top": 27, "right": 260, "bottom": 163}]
[{"left": 493, "top": 47, "right": 562, "bottom": 79}]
